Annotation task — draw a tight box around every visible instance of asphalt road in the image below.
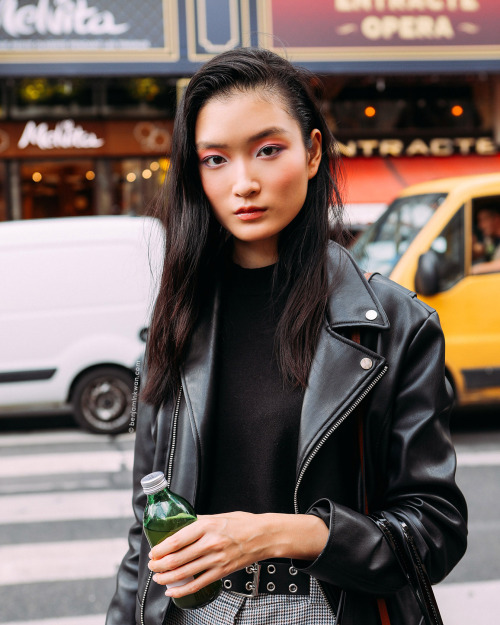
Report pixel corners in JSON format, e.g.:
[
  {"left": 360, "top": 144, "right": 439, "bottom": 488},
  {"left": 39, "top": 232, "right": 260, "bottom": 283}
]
[{"left": 0, "top": 406, "right": 499, "bottom": 625}]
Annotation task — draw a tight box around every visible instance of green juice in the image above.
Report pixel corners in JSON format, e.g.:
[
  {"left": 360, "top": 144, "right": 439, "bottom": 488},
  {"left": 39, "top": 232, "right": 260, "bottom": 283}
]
[{"left": 141, "top": 472, "right": 222, "bottom": 610}]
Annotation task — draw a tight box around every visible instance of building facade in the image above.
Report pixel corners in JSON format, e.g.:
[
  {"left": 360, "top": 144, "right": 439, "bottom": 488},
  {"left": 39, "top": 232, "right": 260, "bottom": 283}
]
[{"left": 1, "top": 0, "right": 499, "bottom": 224}]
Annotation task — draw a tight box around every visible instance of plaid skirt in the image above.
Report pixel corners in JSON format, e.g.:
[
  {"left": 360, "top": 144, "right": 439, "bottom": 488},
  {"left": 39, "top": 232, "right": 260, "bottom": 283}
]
[{"left": 166, "top": 577, "right": 336, "bottom": 625}]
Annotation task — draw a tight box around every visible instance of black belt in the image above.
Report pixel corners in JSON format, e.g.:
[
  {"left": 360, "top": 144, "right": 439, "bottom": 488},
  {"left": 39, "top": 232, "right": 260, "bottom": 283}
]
[{"left": 222, "top": 562, "right": 310, "bottom": 596}]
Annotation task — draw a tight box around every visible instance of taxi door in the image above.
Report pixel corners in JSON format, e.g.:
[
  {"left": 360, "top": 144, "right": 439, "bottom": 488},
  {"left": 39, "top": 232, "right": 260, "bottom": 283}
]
[{"left": 418, "top": 196, "right": 500, "bottom": 405}]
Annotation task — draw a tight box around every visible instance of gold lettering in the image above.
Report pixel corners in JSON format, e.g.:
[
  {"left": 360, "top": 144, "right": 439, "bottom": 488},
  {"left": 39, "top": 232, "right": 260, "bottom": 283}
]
[
  {"left": 416, "top": 15, "right": 438, "bottom": 37},
  {"left": 357, "top": 140, "right": 379, "bottom": 156},
  {"left": 453, "top": 138, "right": 475, "bottom": 155},
  {"left": 460, "top": 0, "right": 479, "bottom": 11},
  {"left": 400, "top": 16, "right": 416, "bottom": 38},
  {"left": 388, "top": 0, "right": 406, "bottom": 9},
  {"left": 434, "top": 15, "right": 454, "bottom": 38},
  {"left": 476, "top": 137, "right": 497, "bottom": 155},
  {"left": 406, "top": 139, "right": 430, "bottom": 155},
  {"left": 334, "top": 0, "right": 373, "bottom": 9},
  {"left": 338, "top": 141, "right": 358, "bottom": 157},
  {"left": 407, "top": 0, "right": 426, "bottom": 9},
  {"left": 430, "top": 138, "right": 454, "bottom": 156},
  {"left": 379, "top": 139, "right": 405, "bottom": 156}
]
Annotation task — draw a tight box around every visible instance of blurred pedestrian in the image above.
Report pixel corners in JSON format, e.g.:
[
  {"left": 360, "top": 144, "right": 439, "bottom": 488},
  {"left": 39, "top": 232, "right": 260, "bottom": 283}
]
[
  {"left": 472, "top": 205, "right": 500, "bottom": 274},
  {"left": 107, "top": 48, "right": 467, "bottom": 625}
]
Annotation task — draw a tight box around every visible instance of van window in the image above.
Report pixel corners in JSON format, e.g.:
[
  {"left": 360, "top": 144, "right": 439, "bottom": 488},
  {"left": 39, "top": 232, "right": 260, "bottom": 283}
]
[
  {"left": 429, "top": 206, "right": 465, "bottom": 291},
  {"left": 471, "top": 196, "right": 500, "bottom": 275},
  {"left": 351, "top": 192, "right": 447, "bottom": 276}
]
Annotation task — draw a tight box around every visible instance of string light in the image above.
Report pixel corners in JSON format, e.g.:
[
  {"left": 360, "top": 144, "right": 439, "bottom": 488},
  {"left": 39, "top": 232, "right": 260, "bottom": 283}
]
[
  {"left": 451, "top": 105, "right": 464, "bottom": 117},
  {"left": 126, "top": 172, "right": 137, "bottom": 182},
  {"left": 32, "top": 172, "right": 42, "bottom": 182},
  {"left": 364, "top": 106, "right": 376, "bottom": 118},
  {"left": 85, "top": 170, "right": 95, "bottom": 180},
  {"left": 142, "top": 169, "right": 152, "bottom": 179}
]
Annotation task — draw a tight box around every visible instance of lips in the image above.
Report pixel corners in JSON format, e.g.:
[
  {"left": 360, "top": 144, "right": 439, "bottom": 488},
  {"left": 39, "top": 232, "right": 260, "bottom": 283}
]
[{"left": 234, "top": 207, "right": 267, "bottom": 221}]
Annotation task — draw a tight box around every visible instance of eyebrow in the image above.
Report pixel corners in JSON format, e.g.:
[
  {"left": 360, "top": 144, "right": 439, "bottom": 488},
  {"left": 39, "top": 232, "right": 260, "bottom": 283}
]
[{"left": 196, "top": 126, "right": 289, "bottom": 151}]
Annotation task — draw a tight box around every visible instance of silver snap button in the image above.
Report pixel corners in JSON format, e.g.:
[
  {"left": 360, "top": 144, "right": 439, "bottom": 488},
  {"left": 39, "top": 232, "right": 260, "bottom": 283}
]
[
  {"left": 267, "top": 564, "right": 276, "bottom": 574},
  {"left": 366, "top": 309, "right": 378, "bottom": 320},
  {"left": 360, "top": 358, "right": 373, "bottom": 370},
  {"left": 267, "top": 582, "right": 276, "bottom": 592},
  {"left": 245, "top": 581, "right": 255, "bottom": 592},
  {"left": 289, "top": 583, "right": 298, "bottom": 593},
  {"left": 289, "top": 566, "right": 298, "bottom": 576},
  {"left": 223, "top": 579, "right": 232, "bottom": 589}
]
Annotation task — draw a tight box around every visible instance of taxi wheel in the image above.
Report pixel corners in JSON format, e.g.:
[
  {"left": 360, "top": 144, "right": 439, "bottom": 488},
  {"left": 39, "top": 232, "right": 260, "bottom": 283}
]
[{"left": 71, "top": 367, "right": 134, "bottom": 434}]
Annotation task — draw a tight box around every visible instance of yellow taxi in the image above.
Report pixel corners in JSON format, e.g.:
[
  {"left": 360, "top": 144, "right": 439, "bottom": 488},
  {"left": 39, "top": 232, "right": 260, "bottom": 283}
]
[{"left": 351, "top": 173, "right": 500, "bottom": 407}]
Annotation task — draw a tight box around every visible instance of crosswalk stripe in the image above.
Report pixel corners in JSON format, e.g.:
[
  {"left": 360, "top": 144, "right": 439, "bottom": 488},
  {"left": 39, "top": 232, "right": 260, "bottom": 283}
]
[
  {"left": 0, "top": 431, "right": 134, "bottom": 447},
  {"left": 0, "top": 490, "right": 134, "bottom": 524},
  {"left": 0, "top": 538, "right": 129, "bottom": 585},
  {"left": 1, "top": 614, "right": 106, "bottom": 625},
  {"left": 0, "top": 450, "right": 134, "bottom": 477},
  {"left": 456, "top": 450, "right": 500, "bottom": 466},
  {"left": 435, "top": 579, "right": 500, "bottom": 624}
]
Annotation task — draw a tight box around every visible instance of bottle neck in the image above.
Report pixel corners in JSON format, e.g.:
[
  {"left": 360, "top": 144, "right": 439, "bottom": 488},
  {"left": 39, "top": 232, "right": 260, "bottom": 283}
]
[{"left": 146, "top": 488, "right": 172, "bottom": 505}]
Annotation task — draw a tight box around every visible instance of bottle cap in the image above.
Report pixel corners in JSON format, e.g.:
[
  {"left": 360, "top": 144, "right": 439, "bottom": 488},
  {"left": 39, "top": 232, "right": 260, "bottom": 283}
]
[{"left": 141, "top": 471, "right": 168, "bottom": 494}]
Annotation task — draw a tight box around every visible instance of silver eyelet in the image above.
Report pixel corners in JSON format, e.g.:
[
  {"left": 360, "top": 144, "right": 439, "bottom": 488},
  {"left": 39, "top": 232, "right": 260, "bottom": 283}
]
[
  {"left": 289, "top": 583, "right": 298, "bottom": 593},
  {"left": 223, "top": 579, "right": 232, "bottom": 589},
  {"left": 245, "top": 581, "right": 255, "bottom": 592},
  {"left": 289, "top": 566, "right": 298, "bottom": 576},
  {"left": 267, "top": 564, "right": 276, "bottom": 574},
  {"left": 245, "top": 566, "right": 254, "bottom": 574},
  {"left": 267, "top": 582, "right": 276, "bottom": 592}
]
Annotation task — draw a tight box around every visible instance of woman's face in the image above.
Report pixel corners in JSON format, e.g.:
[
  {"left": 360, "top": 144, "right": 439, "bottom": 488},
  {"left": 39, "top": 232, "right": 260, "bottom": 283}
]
[{"left": 195, "top": 89, "right": 322, "bottom": 268}]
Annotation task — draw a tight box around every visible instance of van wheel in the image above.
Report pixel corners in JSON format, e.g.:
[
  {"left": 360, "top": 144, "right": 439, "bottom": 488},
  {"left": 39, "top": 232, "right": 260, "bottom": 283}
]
[{"left": 71, "top": 367, "right": 134, "bottom": 434}]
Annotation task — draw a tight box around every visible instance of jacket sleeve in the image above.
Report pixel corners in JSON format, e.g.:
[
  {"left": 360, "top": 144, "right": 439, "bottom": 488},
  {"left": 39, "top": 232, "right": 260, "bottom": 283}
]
[
  {"left": 106, "top": 388, "right": 159, "bottom": 625},
  {"left": 293, "top": 310, "right": 468, "bottom": 595}
]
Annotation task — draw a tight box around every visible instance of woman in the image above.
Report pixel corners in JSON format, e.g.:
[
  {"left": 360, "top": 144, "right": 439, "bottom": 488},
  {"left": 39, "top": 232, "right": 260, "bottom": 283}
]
[{"left": 107, "top": 48, "right": 467, "bottom": 625}]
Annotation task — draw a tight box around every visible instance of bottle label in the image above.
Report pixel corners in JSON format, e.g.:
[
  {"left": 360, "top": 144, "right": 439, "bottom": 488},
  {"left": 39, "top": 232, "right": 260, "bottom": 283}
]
[{"left": 166, "top": 576, "right": 195, "bottom": 590}]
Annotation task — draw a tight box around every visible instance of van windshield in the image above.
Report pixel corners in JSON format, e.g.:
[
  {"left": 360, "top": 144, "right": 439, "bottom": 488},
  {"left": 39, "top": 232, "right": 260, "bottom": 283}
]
[{"left": 351, "top": 192, "right": 447, "bottom": 276}]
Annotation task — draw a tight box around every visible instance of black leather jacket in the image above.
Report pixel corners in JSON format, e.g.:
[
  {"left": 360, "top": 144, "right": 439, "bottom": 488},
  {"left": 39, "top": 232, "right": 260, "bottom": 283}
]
[{"left": 107, "top": 243, "right": 467, "bottom": 625}]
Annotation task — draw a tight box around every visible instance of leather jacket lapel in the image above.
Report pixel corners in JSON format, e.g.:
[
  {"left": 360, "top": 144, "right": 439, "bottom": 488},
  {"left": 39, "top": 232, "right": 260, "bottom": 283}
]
[{"left": 296, "top": 244, "right": 389, "bottom": 476}]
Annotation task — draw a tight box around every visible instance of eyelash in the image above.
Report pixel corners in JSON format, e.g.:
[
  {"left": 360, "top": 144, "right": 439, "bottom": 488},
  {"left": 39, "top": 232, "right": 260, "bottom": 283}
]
[{"left": 200, "top": 145, "right": 283, "bottom": 168}]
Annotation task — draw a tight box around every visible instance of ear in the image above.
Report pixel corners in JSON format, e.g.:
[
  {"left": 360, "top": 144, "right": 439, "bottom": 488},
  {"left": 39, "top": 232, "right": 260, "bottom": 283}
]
[{"left": 307, "top": 129, "right": 322, "bottom": 180}]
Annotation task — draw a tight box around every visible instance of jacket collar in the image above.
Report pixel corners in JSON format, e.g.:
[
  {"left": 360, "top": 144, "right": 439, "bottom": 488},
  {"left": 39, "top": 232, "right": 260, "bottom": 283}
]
[{"left": 325, "top": 241, "right": 390, "bottom": 331}]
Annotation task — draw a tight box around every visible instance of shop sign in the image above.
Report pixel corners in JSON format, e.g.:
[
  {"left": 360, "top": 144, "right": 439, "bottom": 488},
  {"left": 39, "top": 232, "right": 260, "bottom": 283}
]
[
  {"left": 338, "top": 135, "right": 498, "bottom": 157},
  {"left": 0, "top": 0, "right": 177, "bottom": 56},
  {"left": 0, "top": 118, "right": 174, "bottom": 157},
  {"left": 18, "top": 119, "right": 104, "bottom": 150},
  {"left": 258, "top": 0, "right": 500, "bottom": 61}
]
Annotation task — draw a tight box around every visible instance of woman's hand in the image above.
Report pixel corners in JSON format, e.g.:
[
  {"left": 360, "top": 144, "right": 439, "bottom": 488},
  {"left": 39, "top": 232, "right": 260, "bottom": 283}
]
[{"left": 147, "top": 511, "right": 328, "bottom": 598}]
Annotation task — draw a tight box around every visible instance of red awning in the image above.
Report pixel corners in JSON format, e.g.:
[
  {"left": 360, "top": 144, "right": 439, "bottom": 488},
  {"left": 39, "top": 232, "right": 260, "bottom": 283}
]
[{"left": 341, "top": 155, "right": 500, "bottom": 206}]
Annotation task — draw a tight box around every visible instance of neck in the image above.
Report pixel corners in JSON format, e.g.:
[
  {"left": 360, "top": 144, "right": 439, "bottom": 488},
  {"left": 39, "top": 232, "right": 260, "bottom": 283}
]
[{"left": 232, "top": 237, "right": 278, "bottom": 268}]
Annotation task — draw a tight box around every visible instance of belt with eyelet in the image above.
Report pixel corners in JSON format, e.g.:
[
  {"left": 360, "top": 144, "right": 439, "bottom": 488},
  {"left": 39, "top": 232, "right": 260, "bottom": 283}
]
[{"left": 221, "top": 562, "right": 310, "bottom": 597}]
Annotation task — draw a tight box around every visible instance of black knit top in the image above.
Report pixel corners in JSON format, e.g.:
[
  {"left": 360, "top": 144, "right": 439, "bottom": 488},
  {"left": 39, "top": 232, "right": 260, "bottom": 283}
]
[{"left": 201, "top": 262, "right": 304, "bottom": 515}]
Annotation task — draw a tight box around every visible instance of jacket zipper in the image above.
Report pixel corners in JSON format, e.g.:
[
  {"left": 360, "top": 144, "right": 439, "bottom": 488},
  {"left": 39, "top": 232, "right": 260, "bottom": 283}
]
[
  {"left": 293, "top": 366, "right": 388, "bottom": 617},
  {"left": 140, "top": 385, "right": 183, "bottom": 625}
]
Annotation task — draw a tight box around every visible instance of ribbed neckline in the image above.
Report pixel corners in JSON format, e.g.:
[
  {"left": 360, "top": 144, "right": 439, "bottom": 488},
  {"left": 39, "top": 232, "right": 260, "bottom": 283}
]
[{"left": 227, "top": 261, "right": 276, "bottom": 295}]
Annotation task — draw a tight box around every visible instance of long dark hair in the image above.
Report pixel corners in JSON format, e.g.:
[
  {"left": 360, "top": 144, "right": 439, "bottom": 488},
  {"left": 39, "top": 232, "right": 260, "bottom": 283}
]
[{"left": 143, "top": 47, "right": 345, "bottom": 406}]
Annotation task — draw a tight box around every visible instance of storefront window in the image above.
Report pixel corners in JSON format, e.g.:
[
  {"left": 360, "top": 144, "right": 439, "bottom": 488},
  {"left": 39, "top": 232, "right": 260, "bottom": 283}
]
[
  {"left": 324, "top": 77, "right": 487, "bottom": 133},
  {"left": 19, "top": 157, "right": 168, "bottom": 220},
  {"left": 110, "top": 158, "right": 167, "bottom": 215},
  {"left": 104, "top": 78, "right": 177, "bottom": 118},
  {"left": 20, "top": 160, "right": 96, "bottom": 219},
  {"left": 12, "top": 78, "right": 96, "bottom": 119}
]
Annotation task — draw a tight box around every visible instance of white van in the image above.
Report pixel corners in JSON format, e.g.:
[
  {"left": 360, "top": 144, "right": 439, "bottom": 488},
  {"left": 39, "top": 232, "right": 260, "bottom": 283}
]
[{"left": 0, "top": 215, "right": 163, "bottom": 434}]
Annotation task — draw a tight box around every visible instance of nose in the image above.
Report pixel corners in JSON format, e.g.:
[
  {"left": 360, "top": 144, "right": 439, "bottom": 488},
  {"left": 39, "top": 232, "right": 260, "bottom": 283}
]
[{"left": 232, "top": 161, "right": 260, "bottom": 198}]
